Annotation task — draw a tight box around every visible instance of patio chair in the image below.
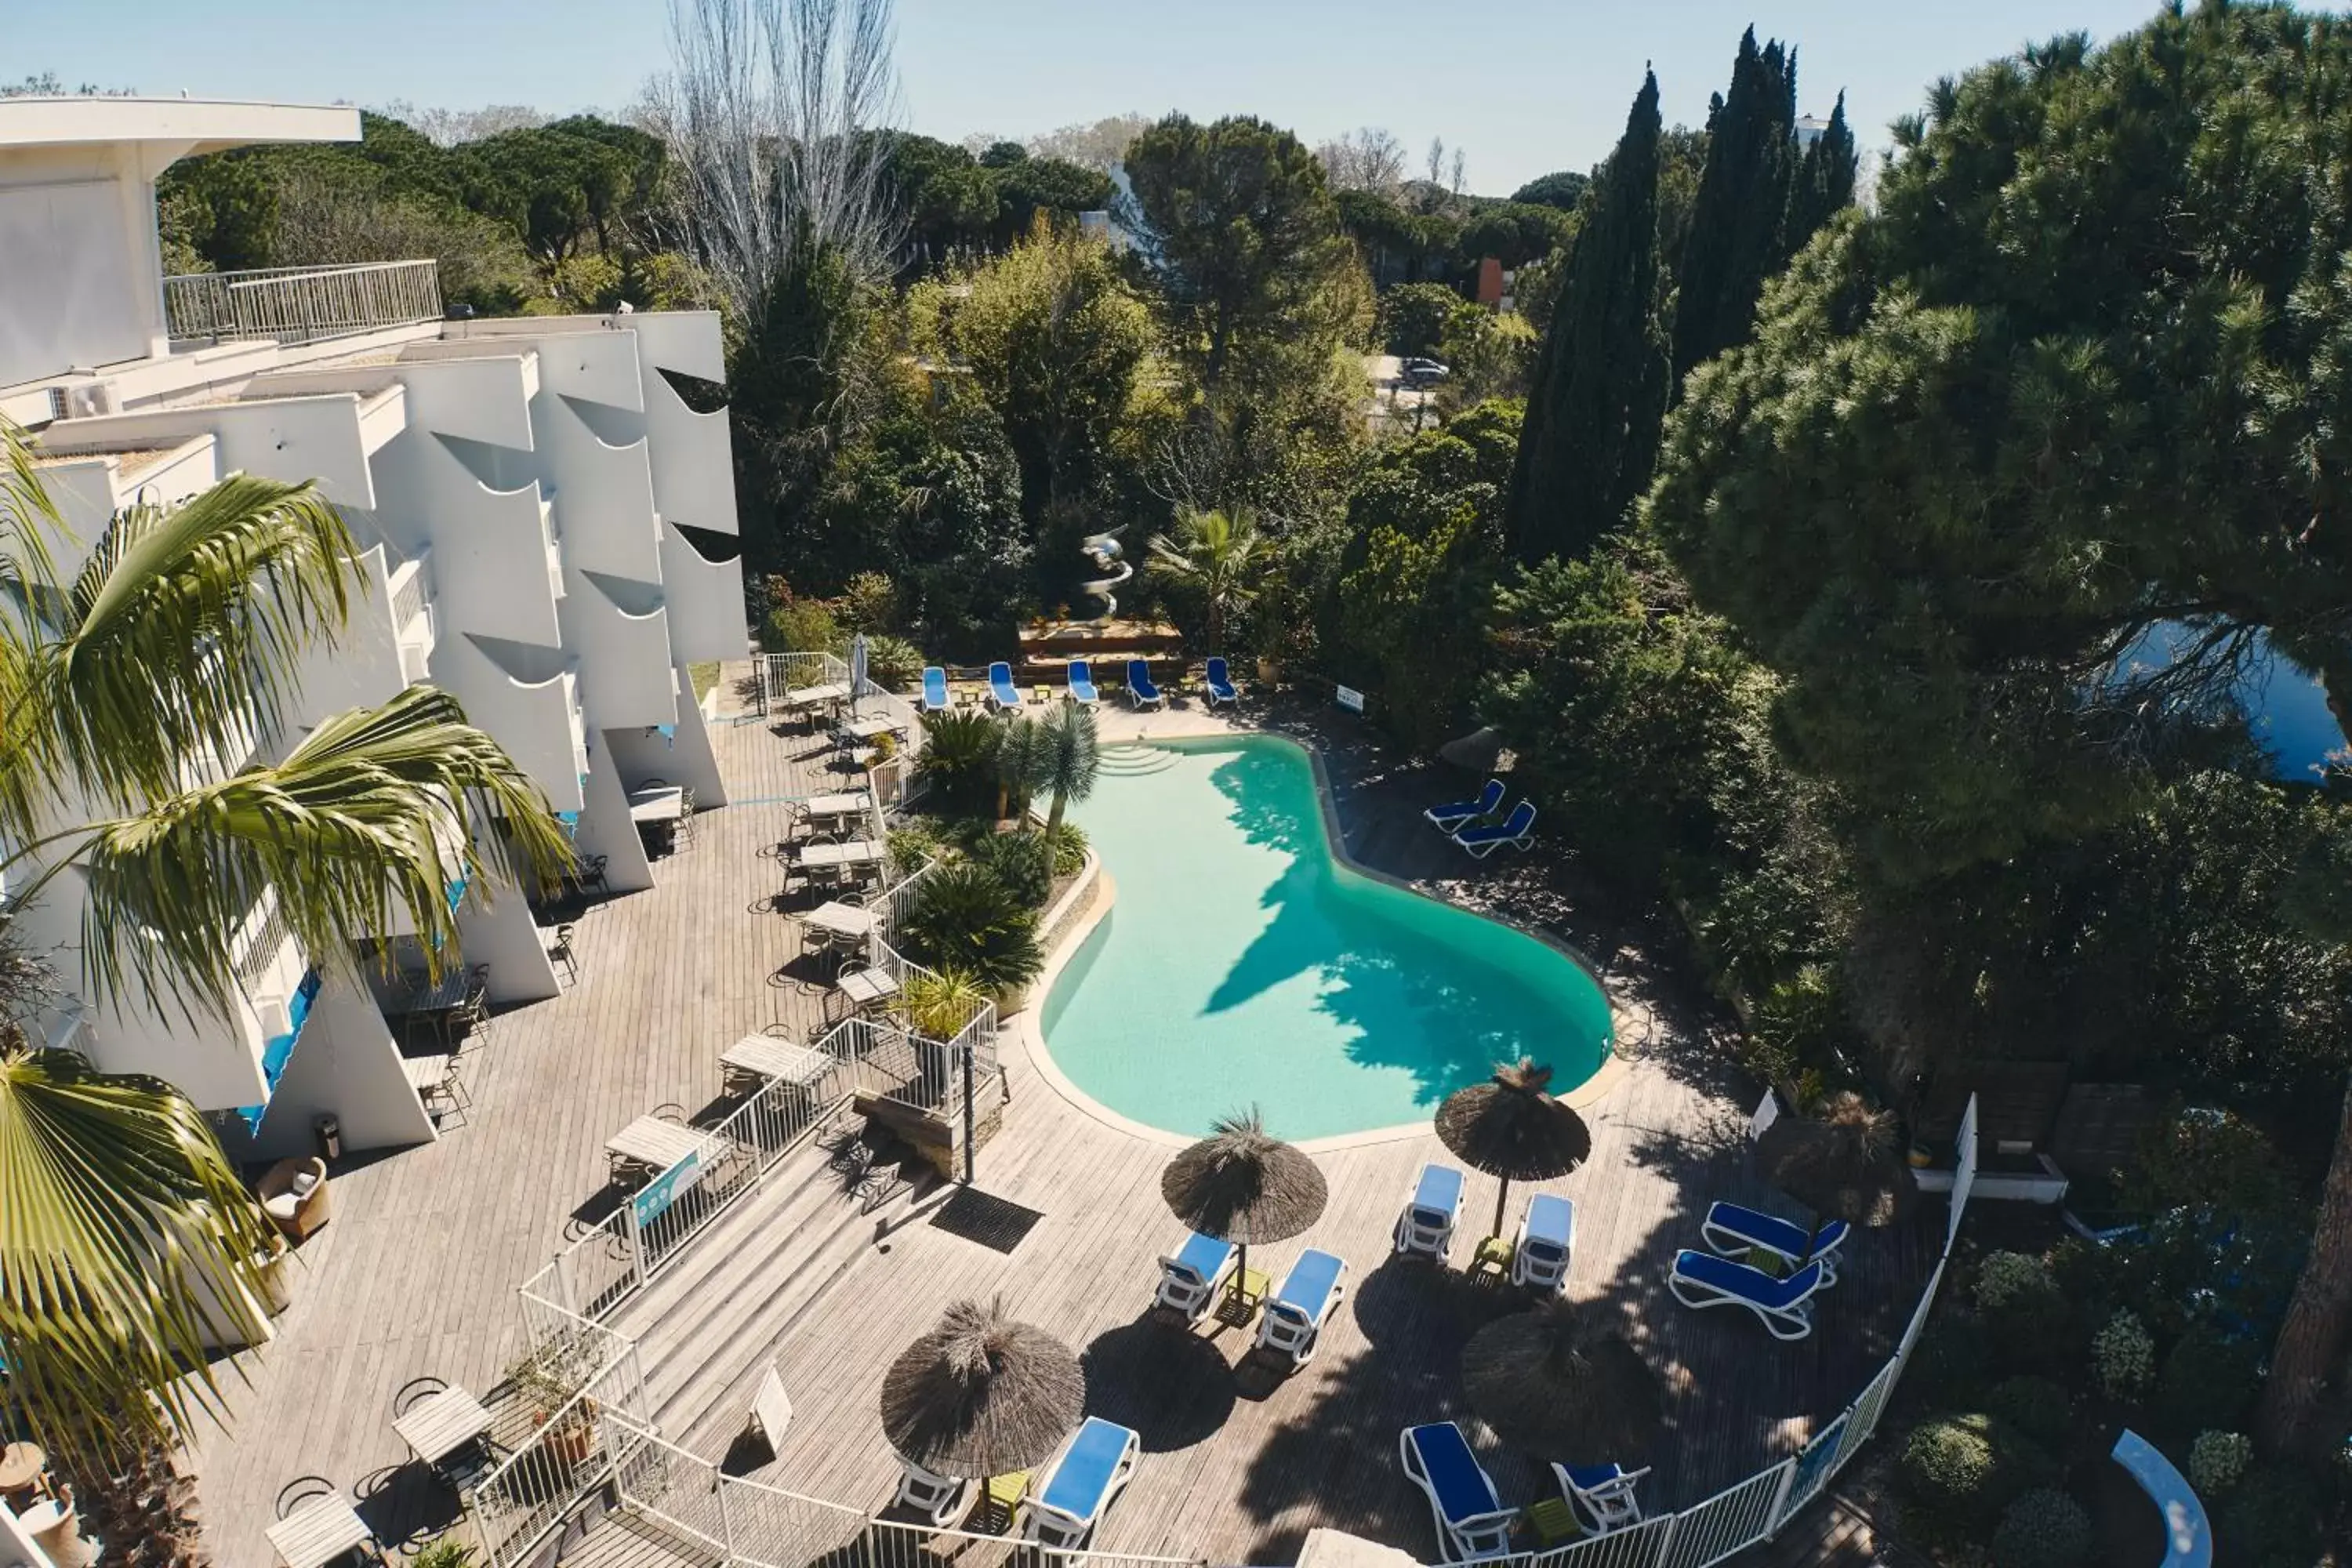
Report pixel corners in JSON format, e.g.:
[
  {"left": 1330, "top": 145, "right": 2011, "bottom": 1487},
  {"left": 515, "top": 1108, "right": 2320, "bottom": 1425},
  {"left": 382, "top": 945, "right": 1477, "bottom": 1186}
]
[
  {"left": 1668, "top": 1250, "right": 1826, "bottom": 1341},
  {"left": 1512, "top": 1192, "right": 1575, "bottom": 1293},
  {"left": 1067, "top": 659, "right": 1100, "bottom": 706},
  {"left": 1203, "top": 656, "right": 1239, "bottom": 708},
  {"left": 1425, "top": 779, "right": 1505, "bottom": 833},
  {"left": 921, "top": 666, "right": 952, "bottom": 713},
  {"left": 987, "top": 661, "right": 1023, "bottom": 713},
  {"left": 548, "top": 924, "right": 579, "bottom": 985},
  {"left": 566, "top": 852, "right": 610, "bottom": 898},
  {"left": 257, "top": 1156, "right": 332, "bottom": 1242},
  {"left": 1700, "top": 1200, "right": 1848, "bottom": 1285},
  {"left": 1394, "top": 1163, "right": 1466, "bottom": 1263},
  {"left": 1255, "top": 1248, "right": 1348, "bottom": 1370},
  {"left": 1399, "top": 1422, "right": 1516, "bottom": 1562},
  {"left": 1553, "top": 1461, "right": 1650, "bottom": 1537},
  {"left": 896, "top": 1458, "right": 971, "bottom": 1528},
  {"left": 1123, "top": 659, "right": 1165, "bottom": 711},
  {"left": 1021, "top": 1417, "right": 1140, "bottom": 1549},
  {"left": 1452, "top": 800, "right": 1537, "bottom": 858},
  {"left": 1153, "top": 1231, "right": 1237, "bottom": 1324}
]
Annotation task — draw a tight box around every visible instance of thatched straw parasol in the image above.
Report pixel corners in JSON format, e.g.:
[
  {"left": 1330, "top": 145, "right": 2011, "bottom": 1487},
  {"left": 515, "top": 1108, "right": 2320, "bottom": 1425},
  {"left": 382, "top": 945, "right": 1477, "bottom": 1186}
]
[
  {"left": 1461, "top": 1299, "right": 1661, "bottom": 1460},
  {"left": 879, "top": 1298, "right": 1085, "bottom": 1478},
  {"left": 1161, "top": 1108, "right": 1329, "bottom": 1315},
  {"left": 1436, "top": 1060, "right": 1593, "bottom": 1236},
  {"left": 1753, "top": 1091, "right": 1918, "bottom": 1259}
]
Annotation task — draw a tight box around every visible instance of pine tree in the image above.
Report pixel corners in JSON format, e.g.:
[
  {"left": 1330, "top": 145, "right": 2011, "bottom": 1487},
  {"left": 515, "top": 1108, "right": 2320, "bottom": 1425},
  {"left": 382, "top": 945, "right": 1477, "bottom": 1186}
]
[
  {"left": 1669, "top": 28, "right": 1800, "bottom": 383},
  {"left": 1504, "top": 72, "right": 1668, "bottom": 566},
  {"left": 1782, "top": 93, "right": 1858, "bottom": 255}
]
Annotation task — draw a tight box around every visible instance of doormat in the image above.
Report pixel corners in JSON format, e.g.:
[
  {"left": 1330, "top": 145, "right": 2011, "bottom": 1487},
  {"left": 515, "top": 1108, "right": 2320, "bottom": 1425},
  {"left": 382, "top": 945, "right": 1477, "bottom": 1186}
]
[{"left": 929, "top": 1187, "right": 1046, "bottom": 1254}]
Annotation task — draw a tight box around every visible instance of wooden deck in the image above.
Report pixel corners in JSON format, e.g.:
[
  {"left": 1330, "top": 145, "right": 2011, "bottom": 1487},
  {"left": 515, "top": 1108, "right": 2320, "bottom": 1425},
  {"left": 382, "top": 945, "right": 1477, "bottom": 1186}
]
[{"left": 185, "top": 678, "right": 1936, "bottom": 1568}]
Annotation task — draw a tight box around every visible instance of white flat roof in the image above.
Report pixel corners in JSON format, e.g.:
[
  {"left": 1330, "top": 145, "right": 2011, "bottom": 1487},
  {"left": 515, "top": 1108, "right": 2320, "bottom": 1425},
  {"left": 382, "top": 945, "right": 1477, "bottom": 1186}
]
[{"left": 0, "top": 97, "right": 359, "bottom": 154}]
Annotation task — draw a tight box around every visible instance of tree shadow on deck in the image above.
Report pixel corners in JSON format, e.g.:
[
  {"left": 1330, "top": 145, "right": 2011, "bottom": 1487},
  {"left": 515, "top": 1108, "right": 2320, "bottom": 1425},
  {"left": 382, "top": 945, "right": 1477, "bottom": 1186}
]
[{"left": 1083, "top": 1318, "right": 1239, "bottom": 1452}]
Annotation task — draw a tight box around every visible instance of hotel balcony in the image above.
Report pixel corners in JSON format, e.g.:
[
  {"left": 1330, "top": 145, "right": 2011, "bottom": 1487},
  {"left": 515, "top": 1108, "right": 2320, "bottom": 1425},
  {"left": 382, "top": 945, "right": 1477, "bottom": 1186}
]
[
  {"left": 439, "top": 633, "right": 590, "bottom": 812},
  {"left": 162, "top": 260, "right": 445, "bottom": 348}
]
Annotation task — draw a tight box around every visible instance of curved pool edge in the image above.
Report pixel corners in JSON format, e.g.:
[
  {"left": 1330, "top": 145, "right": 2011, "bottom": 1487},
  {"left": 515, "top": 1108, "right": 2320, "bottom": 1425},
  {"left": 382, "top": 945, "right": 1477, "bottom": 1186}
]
[{"left": 1010, "top": 723, "right": 1633, "bottom": 1149}]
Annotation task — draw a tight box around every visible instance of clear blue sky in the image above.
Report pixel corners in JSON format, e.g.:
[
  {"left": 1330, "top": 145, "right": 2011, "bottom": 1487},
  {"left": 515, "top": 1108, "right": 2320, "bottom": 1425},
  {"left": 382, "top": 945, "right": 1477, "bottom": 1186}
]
[{"left": 9, "top": 0, "right": 2170, "bottom": 193}]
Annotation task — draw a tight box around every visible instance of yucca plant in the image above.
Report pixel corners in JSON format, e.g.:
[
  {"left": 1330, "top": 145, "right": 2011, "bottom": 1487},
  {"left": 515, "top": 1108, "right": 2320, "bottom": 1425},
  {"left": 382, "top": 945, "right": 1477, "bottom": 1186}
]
[
  {"left": 0, "top": 419, "right": 571, "bottom": 1486},
  {"left": 898, "top": 863, "right": 1044, "bottom": 996},
  {"left": 896, "top": 966, "right": 992, "bottom": 1040},
  {"left": 1037, "top": 702, "right": 1099, "bottom": 840},
  {"left": 916, "top": 708, "right": 1004, "bottom": 813},
  {"left": 993, "top": 715, "right": 1053, "bottom": 822}
]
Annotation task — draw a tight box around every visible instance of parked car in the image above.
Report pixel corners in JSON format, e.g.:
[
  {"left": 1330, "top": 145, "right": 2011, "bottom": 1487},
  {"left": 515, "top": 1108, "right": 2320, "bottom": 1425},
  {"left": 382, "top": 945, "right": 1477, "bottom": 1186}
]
[{"left": 1399, "top": 358, "right": 1450, "bottom": 385}]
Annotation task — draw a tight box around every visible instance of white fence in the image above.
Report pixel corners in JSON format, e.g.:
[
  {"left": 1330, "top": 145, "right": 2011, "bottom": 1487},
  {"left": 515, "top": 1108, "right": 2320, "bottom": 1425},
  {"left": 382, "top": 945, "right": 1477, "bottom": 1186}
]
[
  {"left": 162, "top": 260, "right": 444, "bottom": 344},
  {"left": 757, "top": 651, "right": 850, "bottom": 716},
  {"left": 465, "top": 1302, "right": 652, "bottom": 1568},
  {"left": 1433, "top": 1095, "right": 1982, "bottom": 1568}
]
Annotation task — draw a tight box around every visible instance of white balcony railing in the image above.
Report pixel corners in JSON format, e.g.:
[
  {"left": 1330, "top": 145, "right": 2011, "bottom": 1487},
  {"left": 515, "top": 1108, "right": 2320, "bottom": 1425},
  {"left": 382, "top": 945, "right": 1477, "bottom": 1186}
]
[{"left": 163, "top": 260, "right": 445, "bottom": 347}]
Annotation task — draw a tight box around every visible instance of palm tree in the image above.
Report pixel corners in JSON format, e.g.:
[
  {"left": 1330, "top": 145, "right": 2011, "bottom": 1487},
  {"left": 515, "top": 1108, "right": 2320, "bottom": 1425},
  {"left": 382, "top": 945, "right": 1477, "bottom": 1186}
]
[
  {"left": 1145, "top": 507, "right": 1267, "bottom": 652},
  {"left": 1039, "top": 702, "right": 1099, "bottom": 840},
  {"left": 993, "top": 713, "right": 1054, "bottom": 822},
  {"left": 0, "top": 422, "right": 571, "bottom": 1483}
]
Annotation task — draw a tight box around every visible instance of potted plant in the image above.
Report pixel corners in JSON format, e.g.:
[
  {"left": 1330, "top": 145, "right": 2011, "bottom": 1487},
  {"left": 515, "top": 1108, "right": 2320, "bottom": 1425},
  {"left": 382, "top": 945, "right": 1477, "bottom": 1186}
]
[
  {"left": 509, "top": 1340, "right": 601, "bottom": 1465},
  {"left": 897, "top": 967, "right": 992, "bottom": 1040}
]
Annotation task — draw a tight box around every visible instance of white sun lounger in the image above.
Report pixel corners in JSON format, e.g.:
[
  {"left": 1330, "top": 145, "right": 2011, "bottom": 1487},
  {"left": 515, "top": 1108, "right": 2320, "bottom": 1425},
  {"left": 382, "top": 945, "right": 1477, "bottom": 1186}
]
[
  {"left": 1400, "top": 1421, "right": 1515, "bottom": 1562},
  {"left": 987, "top": 661, "right": 1023, "bottom": 713},
  {"left": 1255, "top": 1248, "right": 1348, "bottom": 1369},
  {"left": 1124, "top": 659, "right": 1165, "bottom": 710},
  {"left": 1067, "top": 659, "right": 1100, "bottom": 706},
  {"left": 895, "top": 1457, "right": 971, "bottom": 1527},
  {"left": 1554, "top": 1461, "right": 1650, "bottom": 1537},
  {"left": 1022, "top": 1417, "right": 1140, "bottom": 1548},
  {"left": 1154, "top": 1230, "right": 1237, "bottom": 1323},
  {"left": 1701, "top": 1200, "right": 1848, "bottom": 1285},
  {"left": 1668, "top": 1249, "right": 1826, "bottom": 1341},
  {"left": 1203, "top": 656, "right": 1239, "bottom": 708},
  {"left": 1425, "top": 778, "right": 1504, "bottom": 832},
  {"left": 1452, "top": 800, "right": 1537, "bottom": 858},
  {"left": 1512, "top": 1192, "right": 1575, "bottom": 1292},
  {"left": 921, "top": 666, "right": 951, "bottom": 713},
  {"left": 1394, "top": 1163, "right": 1465, "bottom": 1263}
]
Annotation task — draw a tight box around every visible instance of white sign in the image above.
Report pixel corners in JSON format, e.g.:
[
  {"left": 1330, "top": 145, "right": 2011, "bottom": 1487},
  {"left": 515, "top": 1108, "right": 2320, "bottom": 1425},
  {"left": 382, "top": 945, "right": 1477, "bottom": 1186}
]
[
  {"left": 1749, "top": 1090, "right": 1781, "bottom": 1142},
  {"left": 1335, "top": 684, "right": 1366, "bottom": 714}
]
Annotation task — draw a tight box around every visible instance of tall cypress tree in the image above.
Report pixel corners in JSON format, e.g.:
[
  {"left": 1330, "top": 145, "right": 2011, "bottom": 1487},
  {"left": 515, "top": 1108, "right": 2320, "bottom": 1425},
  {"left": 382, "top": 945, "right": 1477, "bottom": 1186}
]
[
  {"left": 1504, "top": 72, "right": 1668, "bottom": 565},
  {"left": 1669, "top": 28, "right": 1799, "bottom": 383},
  {"left": 1782, "top": 92, "right": 1859, "bottom": 255}
]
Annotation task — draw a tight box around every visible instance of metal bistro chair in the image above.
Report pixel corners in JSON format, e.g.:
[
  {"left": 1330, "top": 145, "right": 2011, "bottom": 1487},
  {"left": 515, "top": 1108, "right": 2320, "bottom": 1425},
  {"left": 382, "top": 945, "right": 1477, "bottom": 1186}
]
[
  {"left": 457, "top": 965, "right": 493, "bottom": 1044},
  {"left": 677, "top": 786, "right": 699, "bottom": 847},
  {"left": 549, "top": 924, "right": 579, "bottom": 986},
  {"left": 567, "top": 852, "right": 610, "bottom": 900}
]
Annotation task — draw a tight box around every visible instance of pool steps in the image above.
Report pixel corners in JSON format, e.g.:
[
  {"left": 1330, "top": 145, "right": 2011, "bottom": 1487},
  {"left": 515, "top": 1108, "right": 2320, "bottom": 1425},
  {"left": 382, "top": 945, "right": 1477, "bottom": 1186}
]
[{"left": 1097, "top": 743, "right": 1176, "bottom": 777}]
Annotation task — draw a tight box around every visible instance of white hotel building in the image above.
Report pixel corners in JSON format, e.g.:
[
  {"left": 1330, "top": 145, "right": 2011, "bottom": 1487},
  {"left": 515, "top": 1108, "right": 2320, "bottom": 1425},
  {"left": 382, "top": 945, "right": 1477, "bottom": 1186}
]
[{"left": 0, "top": 98, "right": 749, "bottom": 1161}]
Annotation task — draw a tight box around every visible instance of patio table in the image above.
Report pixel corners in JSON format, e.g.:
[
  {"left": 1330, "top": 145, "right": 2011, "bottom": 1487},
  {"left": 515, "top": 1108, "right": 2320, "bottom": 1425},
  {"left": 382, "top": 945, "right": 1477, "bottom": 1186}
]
[
  {"left": 627, "top": 786, "right": 684, "bottom": 824},
  {"left": 721, "top": 1035, "right": 836, "bottom": 1088},
  {"left": 803, "top": 902, "right": 877, "bottom": 942},
  {"left": 797, "top": 839, "right": 886, "bottom": 871},
  {"left": 266, "top": 1494, "right": 375, "bottom": 1568},
  {"left": 839, "top": 715, "right": 905, "bottom": 742},
  {"left": 836, "top": 966, "right": 901, "bottom": 1011},
  {"left": 394, "top": 1385, "right": 494, "bottom": 1468},
  {"left": 802, "top": 791, "right": 871, "bottom": 828},
  {"left": 604, "top": 1116, "right": 703, "bottom": 1177}
]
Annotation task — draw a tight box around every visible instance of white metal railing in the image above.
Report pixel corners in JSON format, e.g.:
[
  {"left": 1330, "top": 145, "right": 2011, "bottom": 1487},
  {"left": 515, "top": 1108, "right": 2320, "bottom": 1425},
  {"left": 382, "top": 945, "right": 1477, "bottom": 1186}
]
[
  {"left": 466, "top": 1301, "right": 650, "bottom": 1568},
  {"left": 757, "top": 650, "right": 850, "bottom": 716},
  {"left": 233, "top": 898, "right": 292, "bottom": 985},
  {"left": 390, "top": 555, "right": 431, "bottom": 632},
  {"left": 162, "top": 260, "right": 444, "bottom": 346}
]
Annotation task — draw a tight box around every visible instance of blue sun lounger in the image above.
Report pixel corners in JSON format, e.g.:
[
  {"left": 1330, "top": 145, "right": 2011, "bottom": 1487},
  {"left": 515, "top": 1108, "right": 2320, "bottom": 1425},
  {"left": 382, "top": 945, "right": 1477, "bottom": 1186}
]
[
  {"left": 1452, "top": 800, "right": 1537, "bottom": 858},
  {"left": 1701, "top": 1201, "right": 1849, "bottom": 1285},
  {"left": 1512, "top": 1192, "right": 1576, "bottom": 1292},
  {"left": 1067, "top": 659, "right": 1100, "bottom": 706},
  {"left": 1124, "top": 659, "right": 1165, "bottom": 710},
  {"left": 986, "top": 661, "right": 1022, "bottom": 713},
  {"left": 1554, "top": 1461, "right": 1651, "bottom": 1537},
  {"left": 1394, "top": 1163, "right": 1465, "bottom": 1263},
  {"left": 1668, "top": 1249, "right": 1826, "bottom": 1341},
  {"left": 1425, "top": 779, "right": 1504, "bottom": 833},
  {"left": 1203, "top": 656, "right": 1239, "bottom": 708},
  {"left": 1022, "top": 1417, "right": 1141, "bottom": 1548},
  {"left": 1256, "top": 1248, "right": 1349, "bottom": 1369},
  {"left": 1154, "top": 1230, "right": 1237, "bottom": 1324},
  {"left": 920, "top": 666, "right": 951, "bottom": 713},
  {"left": 1400, "top": 1421, "right": 1515, "bottom": 1561}
]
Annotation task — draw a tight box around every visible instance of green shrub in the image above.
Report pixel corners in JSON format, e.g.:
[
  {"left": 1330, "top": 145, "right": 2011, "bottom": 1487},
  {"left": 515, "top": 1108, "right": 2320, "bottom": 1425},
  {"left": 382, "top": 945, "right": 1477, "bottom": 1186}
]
[
  {"left": 1909, "top": 1316, "right": 1992, "bottom": 1406},
  {"left": 1899, "top": 1413, "right": 2038, "bottom": 1520},
  {"left": 1976, "top": 1251, "right": 2071, "bottom": 1367},
  {"left": 1976, "top": 1250, "right": 2055, "bottom": 1312},
  {"left": 1046, "top": 822, "right": 1088, "bottom": 877},
  {"left": 861, "top": 633, "right": 924, "bottom": 689},
  {"left": 916, "top": 710, "right": 1003, "bottom": 814},
  {"left": 2187, "top": 1430, "right": 2252, "bottom": 1495},
  {"left": 411, "top": 1542, "right": 479, "bottom": 1568},
  {"left": 1991, "top": 1488, "right": 2091, "bottom": 1568},
  {"left": 840, "top": 571, "right": 899, "bottom": 633},
  {"left": 2093, "top": 1309, "right": 2155, "bottom": 1401},
  {"left": 1984, "top": 1376, "right": 2074, "bottom": 1450},
  {"left": 969, "top": 829, "right": 1052, "bottom": 908},
  {"left": 764, "top": 595, "right": 844, "bottom": 655},
  {"left": 888, "top": 822, "right": 947, "bottom": 877},
  {"left": 2216, "top": 1468, "right": 2325, "bottom": 1568},
  {"left": 898, "top": 862, "right": 1044, "bottom": 996},
  {"left": 2152, "top": 1331, "right": 2261, "bottom": 1439}
]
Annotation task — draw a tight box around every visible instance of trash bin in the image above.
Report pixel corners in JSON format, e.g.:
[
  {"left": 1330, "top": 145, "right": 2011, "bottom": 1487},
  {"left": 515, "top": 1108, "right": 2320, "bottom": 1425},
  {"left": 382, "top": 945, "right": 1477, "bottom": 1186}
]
[{"left": 314, "top": 1112, "right": 342, "bottom": 1162}]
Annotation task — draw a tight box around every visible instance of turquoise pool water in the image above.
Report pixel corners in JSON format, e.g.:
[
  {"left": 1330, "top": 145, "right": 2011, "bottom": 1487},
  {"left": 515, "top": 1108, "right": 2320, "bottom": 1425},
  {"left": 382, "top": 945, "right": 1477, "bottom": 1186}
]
[{"left": 1040, "top": 735, "right": 1612, "bottom": 1140}]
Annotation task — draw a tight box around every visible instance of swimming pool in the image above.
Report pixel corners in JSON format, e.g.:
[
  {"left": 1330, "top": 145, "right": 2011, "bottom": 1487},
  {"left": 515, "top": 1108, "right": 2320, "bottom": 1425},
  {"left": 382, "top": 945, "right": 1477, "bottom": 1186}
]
[{"left": 1038, "top": 735, "right": 1613, "bottom": 1141}]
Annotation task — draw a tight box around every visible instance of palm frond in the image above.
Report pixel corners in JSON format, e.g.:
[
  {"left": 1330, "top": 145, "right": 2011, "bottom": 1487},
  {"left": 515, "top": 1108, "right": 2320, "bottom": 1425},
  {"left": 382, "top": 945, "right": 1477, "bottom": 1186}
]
[
  {"left": 0, "top": 416, "right": 62, "bottom": 626},
  {"left": 74, "top": 685, "right": 571, "bottom": 1022},
  {"left": 0, "top": 1045, "right": 279, "bottom": 1468},
  {"left": 6, "top": 474, "right": 354, "bottom": 846}
]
